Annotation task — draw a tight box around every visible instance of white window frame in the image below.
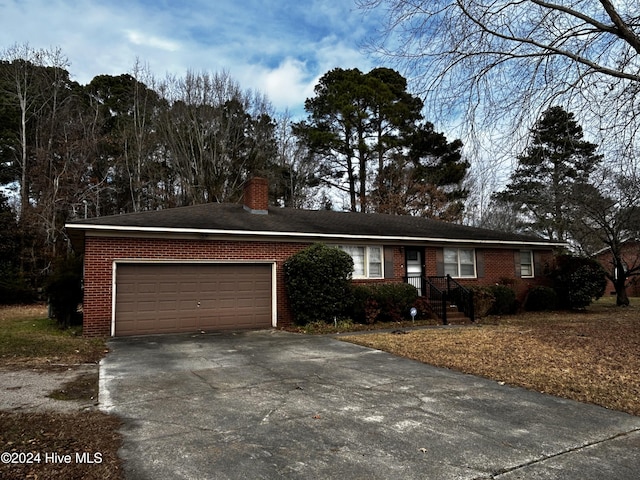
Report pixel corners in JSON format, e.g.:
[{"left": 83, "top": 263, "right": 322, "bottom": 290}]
[
  {"left": 520, "top": 250, "right": 534, "bottom": 278},
  {"left": 443, "top": 248, "right": 476, "bottom": 278},
  {"left": 338, "top": 245, "right": 384, "bottom": 279}
]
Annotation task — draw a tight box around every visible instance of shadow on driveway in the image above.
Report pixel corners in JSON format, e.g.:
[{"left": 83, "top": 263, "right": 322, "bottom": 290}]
[{"left": 100, "top": 330, "right": 640, "bottom": 479}]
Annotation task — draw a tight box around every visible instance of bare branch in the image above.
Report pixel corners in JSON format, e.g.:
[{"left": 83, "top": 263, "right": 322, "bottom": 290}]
[{"left": 359, "top": 0, "right": 640, "bottom": 175}]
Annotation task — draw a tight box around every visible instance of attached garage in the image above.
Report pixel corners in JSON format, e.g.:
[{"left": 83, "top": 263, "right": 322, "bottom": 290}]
[
  {"left": 66, "top": 177, "right": 563, "bottom": 337},
  {"left": 114, "top": 263, "right": 273, "bottom": 336}
]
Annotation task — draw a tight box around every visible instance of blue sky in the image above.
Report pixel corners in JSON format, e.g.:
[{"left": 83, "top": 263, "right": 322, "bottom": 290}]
[{"left": 1, "top": 0, "right": 383, "bottom": 115}]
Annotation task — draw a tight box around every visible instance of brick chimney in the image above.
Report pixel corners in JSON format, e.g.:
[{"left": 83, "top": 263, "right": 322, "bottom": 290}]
[{"left": 242, "top": 177, "right": 269, "bottom": 214}]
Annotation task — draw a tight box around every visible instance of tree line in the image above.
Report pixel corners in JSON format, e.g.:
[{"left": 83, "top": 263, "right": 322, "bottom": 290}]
[
  {"left": 2, "top": 33, "right": 639, "bottom": 305},
  {"left": 0, "top": 45, "right": 470, "bottom": 299}
]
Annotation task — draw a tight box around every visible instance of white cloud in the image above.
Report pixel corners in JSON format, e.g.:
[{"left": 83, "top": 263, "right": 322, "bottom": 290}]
[
  {"left": 125, "top": 30, "right": 181, "bottom": 52},
  {"left": 237, "top": 58, "right": 317, "bottom": 114},
  {"left": 1, "top": 0, "right": 380, "bottom": 113}
]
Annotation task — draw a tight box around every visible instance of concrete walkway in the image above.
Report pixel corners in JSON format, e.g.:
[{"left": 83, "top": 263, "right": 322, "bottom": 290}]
[{"left": 99, "top": 330, "right": 640, "bottom": 479}]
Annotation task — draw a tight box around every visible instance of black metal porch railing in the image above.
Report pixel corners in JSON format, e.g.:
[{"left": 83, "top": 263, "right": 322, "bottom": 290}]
[
  {"left": 405, "top": 274, "right": 424, "bottom": 297},
  {"left": 405, "top": 274, "right": 475, "bottom": 324},
  {"left": 425, "top": 276, "right": 448, "bottom": 324},
  {"left": 446, "top": 276, "right": 475, "bottom": 322}
]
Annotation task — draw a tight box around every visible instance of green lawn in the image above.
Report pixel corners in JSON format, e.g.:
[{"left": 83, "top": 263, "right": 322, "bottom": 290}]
[{"left": 0, "top": 305, "right": 105, "bottom": 368}]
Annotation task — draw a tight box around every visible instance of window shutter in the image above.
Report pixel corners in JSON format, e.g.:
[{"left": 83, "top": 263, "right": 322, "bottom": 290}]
[
  {"left": 514, "top": 251, "right": 522, "bottom": 278},
  {"left": 533, "top": 251, "right": 543, "bottom": 278},
  {"left": 476, "top": 250, "right": 485, "bottom": 278},
  {"left": 436, "top": 248, "right": 444, "bottom": 276},
  {"left": 384, "top": 246, "right": 394, "bottom": 279}
]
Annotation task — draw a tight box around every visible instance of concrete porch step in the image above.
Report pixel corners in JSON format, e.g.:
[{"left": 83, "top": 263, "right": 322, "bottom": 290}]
[
  {"left": 422, "top": 298, "right": 473, "bottom": 324},
  {"left": 431, "top": 301, "right": 473, "bottom": 324}
]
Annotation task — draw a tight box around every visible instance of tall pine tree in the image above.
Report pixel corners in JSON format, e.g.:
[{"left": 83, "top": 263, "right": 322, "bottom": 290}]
[
  {"left": 495, "top": 106, "right": 602, "bottom": 241},
  {"left": 294, "top": 67, "right": 469, "bottom": 216}
]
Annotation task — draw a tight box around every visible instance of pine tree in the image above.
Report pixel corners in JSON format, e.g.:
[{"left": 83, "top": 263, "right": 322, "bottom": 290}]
[{"left": 494, "top": 106, "right": 602, "bottom": 241}]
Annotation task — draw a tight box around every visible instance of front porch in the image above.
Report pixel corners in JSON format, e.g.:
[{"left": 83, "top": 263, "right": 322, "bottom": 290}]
[{"left": 405, "top": 274, "right": 475, "bottom": 324}]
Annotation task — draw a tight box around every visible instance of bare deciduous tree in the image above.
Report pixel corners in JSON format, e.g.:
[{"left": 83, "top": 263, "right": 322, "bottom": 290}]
[
  {"left": 359, "top": 1, "right": 640, "bottom": 173},
  {"left": 271, "top": 111, "right": 323, "bottom": 208},
  {"left": 571, "top": 170, "right": 640, "bottom": 306},
  {"left": 157, "top": 70, "right": 277, "bottom": 205},
  {"left": 0, "top": 44, "right": 70, "bottom": 220}
]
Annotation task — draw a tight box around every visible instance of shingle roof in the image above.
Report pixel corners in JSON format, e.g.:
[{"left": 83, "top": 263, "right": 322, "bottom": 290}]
[{"left": 66, "top": 202, "right": 564, "bottom": 248}]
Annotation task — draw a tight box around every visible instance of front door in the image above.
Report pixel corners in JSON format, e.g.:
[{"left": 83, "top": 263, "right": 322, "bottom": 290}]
[{"left": 405, "top": 248, "right": 424, "bottom": 296}]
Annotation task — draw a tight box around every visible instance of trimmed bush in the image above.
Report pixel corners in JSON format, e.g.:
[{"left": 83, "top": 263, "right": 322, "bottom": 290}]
[
  {"left": 351, "top": 282, "right": 418, "bottom": 323},
  {"left": 524, "top": 286, "right": 558, "bottom": 311},
  {"left": 487, "top": 285, "right": 517, "bottom": 315},
  {"left": 351, "top": 284, "right": 373, "bottom": 323},
  {"left": 374, "top": 283, "right": 419, "bottom": 322},
  {"left": 284, "top": 244, "right": 354, "bottom": 325},
  {"left": 550, "top": 255, "right": 607, "bottom": 309}
]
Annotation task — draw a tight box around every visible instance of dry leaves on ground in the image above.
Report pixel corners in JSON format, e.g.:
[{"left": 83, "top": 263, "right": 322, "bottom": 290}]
[{"left": 344, "top": 304, "right": 640, "bottom": 416}]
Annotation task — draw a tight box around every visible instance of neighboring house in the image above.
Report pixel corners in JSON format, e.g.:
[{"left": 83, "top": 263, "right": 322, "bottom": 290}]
[
  {"left": 594, "top": 239, "right": 640, "bottom": 298},
  {"left": 66, "top": 177, "right": 565, "bottom": 337}
]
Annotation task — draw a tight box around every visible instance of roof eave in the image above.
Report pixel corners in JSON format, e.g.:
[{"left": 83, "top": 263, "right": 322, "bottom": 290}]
[{"left": 64, "top": 223, "right": 568, "bottom": 248}]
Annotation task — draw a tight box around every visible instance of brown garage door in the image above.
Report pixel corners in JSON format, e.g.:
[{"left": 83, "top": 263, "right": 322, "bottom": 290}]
[{"left": 115, "top": 263, "right": 272, "bottom": 336}]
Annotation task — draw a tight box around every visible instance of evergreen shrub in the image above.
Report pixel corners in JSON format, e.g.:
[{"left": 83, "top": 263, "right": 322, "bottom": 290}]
[
  {"left": 45, "top": 255, "right": 83, "bottom": 328},
  {"left": 284, "top": 244, "right": 354, "bottom": 325},
  {"left": 487, "top": 285, "right": 517, "bottom": 315},
  {"left": 550, "top": 255, "right": 607, "bottom": 309},
  {"left": 351, "top": 283, "right": 418, "bottom": 323},
  {"left": 524, "top": 286, "right": 558, "bottom": 311}
]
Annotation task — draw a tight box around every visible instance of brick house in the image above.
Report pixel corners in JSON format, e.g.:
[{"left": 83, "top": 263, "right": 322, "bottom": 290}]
[
  {"left": 594, "top": 239, "right": 640, "bottom": 298},
  {"left": 66, "top": 177, "right": 564, "bottom": 337}
]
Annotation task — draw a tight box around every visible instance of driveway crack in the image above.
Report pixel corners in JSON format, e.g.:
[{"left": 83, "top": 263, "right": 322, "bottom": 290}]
[
  {"left": 479, "top": 427, "right": 640, "bottom": 479},
  {"left": 189, "top": 370, "right": 219, "bottom": 390}
]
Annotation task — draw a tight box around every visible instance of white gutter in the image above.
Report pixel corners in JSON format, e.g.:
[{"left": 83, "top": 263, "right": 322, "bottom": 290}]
[{"left": 65, "top": 223, "right": 567, "bottom": 248}]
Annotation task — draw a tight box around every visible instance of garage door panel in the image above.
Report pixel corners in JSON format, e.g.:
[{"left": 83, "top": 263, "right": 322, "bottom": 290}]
[
  {"left": 115, "top": 263, "right": 272, "bottom": 336},
  {"left": 158, "top": 283, "right": 178, "bottom": 294}
]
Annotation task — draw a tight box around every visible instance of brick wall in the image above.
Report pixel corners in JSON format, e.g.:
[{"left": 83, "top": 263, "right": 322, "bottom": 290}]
[
  {"left": 82, "top": 237, "right": 555, "bottom": 336},
  {"left": 423, "top": 247, "right": 554, "bottom": 303},
  {"left": 83, "top": 236, "right": 314, "bottom": 336}
]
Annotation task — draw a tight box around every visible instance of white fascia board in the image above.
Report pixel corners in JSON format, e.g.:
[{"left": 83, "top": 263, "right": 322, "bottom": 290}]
[{"left": 65, "top": 223, "right": 568, "bottom": 248}]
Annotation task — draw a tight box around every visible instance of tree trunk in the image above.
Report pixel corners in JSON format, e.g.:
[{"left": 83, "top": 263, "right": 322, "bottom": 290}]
[{"left": 615, "top": 277, "right": 630, "bottom": 306}]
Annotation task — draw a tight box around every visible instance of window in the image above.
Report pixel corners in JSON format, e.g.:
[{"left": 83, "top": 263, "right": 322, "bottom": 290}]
[
  {"left": 444, "top": 248, "right": 476, "bottom": 278},
  {"left": 520, "top": 250, "right": 534, "bottom": 278},
  {"left": 339, "top": 246, "right": 383, "bottom": 279}
]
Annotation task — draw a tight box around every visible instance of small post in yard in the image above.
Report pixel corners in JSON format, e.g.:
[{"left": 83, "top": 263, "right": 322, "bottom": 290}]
[{"left": 410, "top": 307, "right": 417, "bottom": 323}]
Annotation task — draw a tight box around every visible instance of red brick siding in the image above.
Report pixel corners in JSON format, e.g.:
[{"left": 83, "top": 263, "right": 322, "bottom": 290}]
[
  {"left": 596, "top": 243, "right": 640, "bottom": 297},
  {"left": 393, "top": 247, "right": 405, "bottom": 281},
  {"left": 82, "top": 237, "right": 555, "bottom": 336},
  {"left": 242, "top": 177, "right": 269, "bottom": 211},
  {"left": 83, "top": 236, "right": 316, "bottom": 336},
  {"left": 423, "top": 247, "right": 554, "bottom": 303}
]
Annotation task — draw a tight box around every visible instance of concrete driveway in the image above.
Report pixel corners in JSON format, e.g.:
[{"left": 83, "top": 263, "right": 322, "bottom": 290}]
[{"left": 99, "top": 330, "right": 640, "bottom": 479}]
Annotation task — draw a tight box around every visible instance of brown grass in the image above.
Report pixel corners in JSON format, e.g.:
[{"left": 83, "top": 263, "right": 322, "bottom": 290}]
[
  {"left": 0, "top": 305, "right": 123, "bottom": 480},
  {"left": 0, "top": 411, "right": 122, "bottom": 480},
  {"left": 343, "top": 299, "right": 640, "bottom": 416}
]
